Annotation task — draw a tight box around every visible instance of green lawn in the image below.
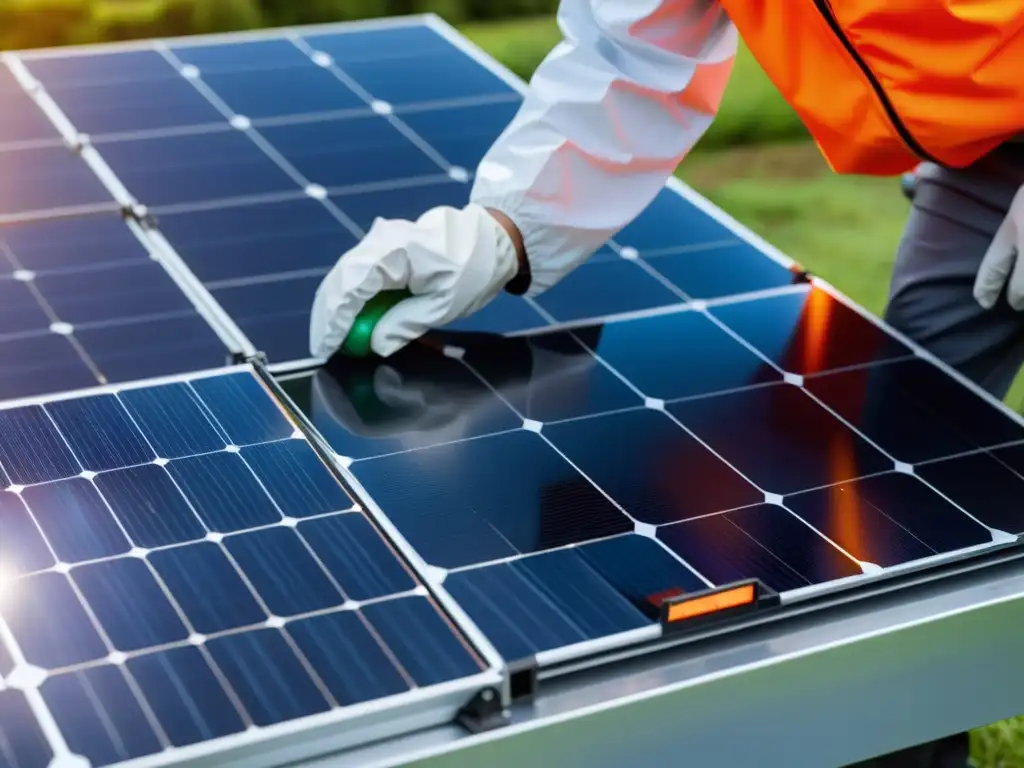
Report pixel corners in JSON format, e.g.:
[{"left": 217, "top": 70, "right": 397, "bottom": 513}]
[{"left": 462, "top": 15, "right": 1024, "bottom": 768}]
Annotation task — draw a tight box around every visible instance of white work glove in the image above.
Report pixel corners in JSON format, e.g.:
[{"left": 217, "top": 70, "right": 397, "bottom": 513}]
[
  {"left": 974, "top": 184, "right": 1024, "bottom": 310},
  {"left": 309, "top": 204, "right": 520, "bottom": 359}
]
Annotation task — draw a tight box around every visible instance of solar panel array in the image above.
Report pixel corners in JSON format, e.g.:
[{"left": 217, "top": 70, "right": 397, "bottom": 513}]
[
  {"left": 0, "top": 367, "right": 490, "bottom": 768},
  {"left": 1, "top": 13, "right": 1023, "bottom": 768}
]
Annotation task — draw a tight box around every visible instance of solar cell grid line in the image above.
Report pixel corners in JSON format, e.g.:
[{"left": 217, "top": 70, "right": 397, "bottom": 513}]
[
  {"left": 280, "top": 280, "right": 1024, "bottom": 664},
  {"left": 0, "top": 364, "right": 499, "bottom": 768},
  {"left": 0, "top": 212, "right": 244, "bottom": 402}
]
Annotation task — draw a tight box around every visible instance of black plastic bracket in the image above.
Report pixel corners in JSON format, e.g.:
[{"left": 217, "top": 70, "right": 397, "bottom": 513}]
[
  {"left": 508, "top": 657, "right": 539, "bottom": 703},
  {"left": 456, "top": 686, "right": 509, "bottom": 734}
]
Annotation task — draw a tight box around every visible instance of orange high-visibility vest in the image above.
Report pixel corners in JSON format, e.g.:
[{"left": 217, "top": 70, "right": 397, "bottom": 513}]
[{"left": 718, "top": 1, "right": 1024, "bottom": 175}]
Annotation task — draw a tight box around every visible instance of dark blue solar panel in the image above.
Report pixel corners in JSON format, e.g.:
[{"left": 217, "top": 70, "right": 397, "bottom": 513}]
[
  {"left": 0, "top": 333, "right": 96, "bottom": 401},
  {"left": 44, "top": 76, "right": 224, "bottom": 135},
  {"left": 667, "top": 383, "right": 892, "bottom": 495},
  {"left": 0, "top": 491, "right": 53, "bottom": 575},
  {"left": 462, "top": 330, "right": 642, "bottom": 423},
  {"left": 299, "top": 513, "right": 417, "bottom": 600},
  {"left": 331, "top": 179, "right": 470, "bottom": 231},
  {"left": 46, "top": 394, "right": 155, "bottom": 471},
  {"left": 614, "top": 188, "right": 738, "bottom": 255},
  {"left": 23, "top": 478, "right": 130, "bottom": 563},
  {"left": 167, "top": 451, "right": 283, "bottom": 531},
  {"left": 544, "top": 408, "right": 762, "bottom": 524},
  {"left": 645, "top": 241, "right": 801, "bottom": 300},
  {"left": 127, "top": 646, "right": 247, "bottom": 747},
  {"left": 352, "top": 429, "right": 633, "bottom": 569},
  {"left": 917, "top": 447, "right": 1024, "bottom": 534},
  {"left": 572, "top": 309, "right": 781, "bottom": 401},
  {"left": 283, "top": 345, "right": 522, "bottom": 461},
  {"left": 210, "top": 274, "right": 321, "bottom": 363},
  {"left": 444, "top": 546, "right": 650, "bottom": 661},
  {"left": 224, "top": 527, "right": 348, "bottom": 616},
  {"left": 708, "top": 286, "right": 912, "bottom": 375},
  {"left": 260, "top": 114, "right": 443, "bottom": 189},
  {"left": 42, "top": 665, "right": 165, "bottom": 766},
  {"left": 785, "top": 473, "right": 992, "bottom": 567},
  {"left": 397, "top": 101, "right": 521, "bottom": 171},
  {"left": 73, "top": 557, "right": 190, "bottom": 651},
  {"left": 659, "top": 504, "right": 863, "bottom": 593},
  {"left": 25, "top": 49, "right": 179, "bottom": 88},
  {"left": 95, "top": 464, "right": 206, "bottom": 548},
  {"left": 149, "top": 542, "right": 268, "bottom": 633},
  {"left": 0, "top": 68, "right": 61, "bottom": 144},
  {"left": 0, "top": 367, "right": 485, "bottom": 766},
  {"left": 203, "top": 66, "right": 366, "bottom": 120},
  {"left": 287, "top": 610, "right": 409, "bottom": 705},
  {"left": 170, "top": 39, "right": 313, "bottom": 73},
  {"left": 94, "top": 129, "right": 297, "bottom": 207},
  {"left": 0, "top": 690, "right": 52, "bottom": 768},
  {"left": 0, "top": 144, "right": 113, "bottom": 218},
  {"left": 152, "top": 197, "right": 356, "bottom": 284},
  {"left": 0, "top": 213, "right": 231, "bottom": 400},
  {"left": 304, "top": 27, "right": 516, "bottom": 106},
  {"left": 532, "top": 260, "right": 682, "bottom": 322},
  {"left": 1, "top": 214, "right": 150, "bottom": 273}
]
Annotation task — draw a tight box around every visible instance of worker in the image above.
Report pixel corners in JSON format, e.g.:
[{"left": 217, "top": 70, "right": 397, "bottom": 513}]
[{"left": 310, "top": 2, "right": 1024, "bottom": 766}]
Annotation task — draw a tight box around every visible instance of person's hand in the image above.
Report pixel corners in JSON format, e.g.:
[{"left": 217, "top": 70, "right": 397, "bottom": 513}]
[
  {"left": 974, "top": 184, "right": 1024, "bottom": 310},
  {"left": 309, "top": 204, "right": 523, "bottom": 359}
]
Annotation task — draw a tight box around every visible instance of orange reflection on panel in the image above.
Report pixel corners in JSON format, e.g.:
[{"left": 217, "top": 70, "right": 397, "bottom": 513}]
[
  {"left": 799, "top": 287, "right": 833, "bottom": 376},
  {"left": 825, "top": 435, "right": 868, "bottom": 562},
  {"left": 665, "top": 582, "right": 756, "bottom": 623}
]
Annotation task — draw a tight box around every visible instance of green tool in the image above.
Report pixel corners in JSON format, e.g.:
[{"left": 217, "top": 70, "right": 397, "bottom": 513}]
[{"left": 338, "top": 289, "right": 412, "bottom": 358}]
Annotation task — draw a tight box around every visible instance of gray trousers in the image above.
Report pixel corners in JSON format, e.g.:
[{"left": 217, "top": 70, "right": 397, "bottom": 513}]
[
  {"left": 843, "top": 146, "right": 1024, "bottom": 768},
  {"left": 885, "top": 144, "right": 1024, "bottom": 402}
]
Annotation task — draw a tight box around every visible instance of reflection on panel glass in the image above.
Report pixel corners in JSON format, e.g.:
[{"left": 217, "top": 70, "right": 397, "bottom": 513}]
[
  {"left": 573, "top": 309, "right": 780, "bottom": 401},
  {"left": 710, "top": 286, "right": 912, "bottom": 375},
  {"left": 668, "top": 383, "right": 892, "bottom": 495},
  {"left": 806, "top": 359, "right": 1024, "bottom": 463},
  {"left": 785, "top": 472, "right": 993, "bottom": 567}
]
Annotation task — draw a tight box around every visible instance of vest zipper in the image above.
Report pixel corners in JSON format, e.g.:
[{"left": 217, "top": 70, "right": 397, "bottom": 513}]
[{"left": 812, "top": 0, "right": 943, "bottom": 165}]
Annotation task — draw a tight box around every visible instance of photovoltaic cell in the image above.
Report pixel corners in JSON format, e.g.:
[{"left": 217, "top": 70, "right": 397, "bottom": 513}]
[
  {"left": 0, "top": 367, "right": 485, "bottom": 767},
  {"left": 0, "top": 213, "right": 232, "bottom": 400}
]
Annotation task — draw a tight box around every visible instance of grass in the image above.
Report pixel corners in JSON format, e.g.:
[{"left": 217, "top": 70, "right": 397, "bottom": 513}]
[{"left": 462, "top": 15, "right": 1024, "bottom": 768}]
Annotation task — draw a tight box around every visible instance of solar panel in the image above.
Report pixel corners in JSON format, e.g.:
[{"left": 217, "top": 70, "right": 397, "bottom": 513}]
[
  {"left": 280, "top": 280, "right": 1023, "bottom": 662},
  {"left": 6, "top": 18, "right": 802, "bottom": 370},
  {"left": 0, "top": 213, "right": 239, "bottom": 401},
  {"left": 0, "top": 365, "right": 496, "bottom": 767}
]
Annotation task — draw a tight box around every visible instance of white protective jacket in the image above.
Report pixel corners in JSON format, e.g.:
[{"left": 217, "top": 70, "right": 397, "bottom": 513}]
[{"left": 470, "top": 0, "right": 737, "bottom": 296}]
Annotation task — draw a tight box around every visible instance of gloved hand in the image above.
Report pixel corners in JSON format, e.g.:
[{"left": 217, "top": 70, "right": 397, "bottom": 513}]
[
  {"left": 974, "top": 184, "right": 1024, "bottom": 310},
  {"left": 309, "top": 204, "right": 521, "bottom": 359}
]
